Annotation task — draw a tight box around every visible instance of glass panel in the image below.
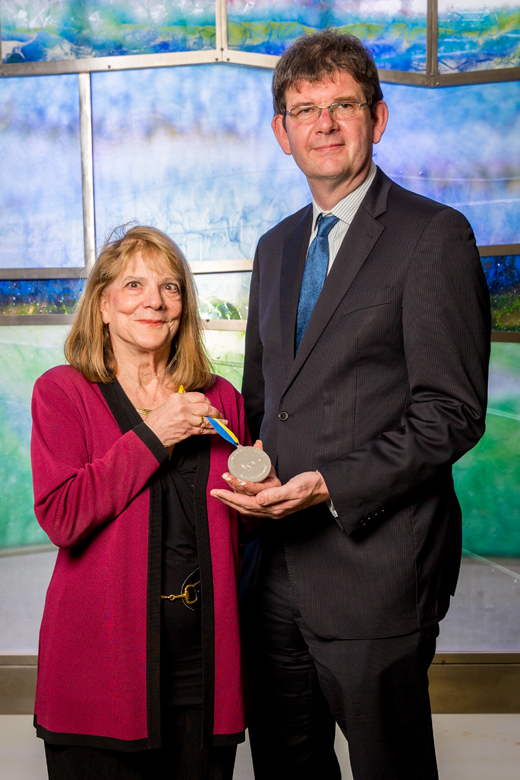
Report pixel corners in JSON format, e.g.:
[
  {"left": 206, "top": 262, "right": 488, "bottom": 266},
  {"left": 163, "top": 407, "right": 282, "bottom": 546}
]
[
  {"left": 91, "top": 64, "right": 309, "bottom": 264},
  {"left": 376, "top": 80, "right": 520, "bottom": 246},
  {"left": 1, "top": 0, "right": 216, "bottom": 63},
  {"left": 195, "top": 272, "right": 250, "bottom": 320},
  {"left": 0, "top": 325, "right": 68, "bottom": 549},
  {"left": 482, "top": 255, "right": 520, "bottom": 332},
  {"left": 0, "top": 279, "right": 85, "bottom": 316},
  {"left": 0, "top": 274, "right": 250, "bottom": 321},
  {"left": 438, "top": 0, "right": 520, "bottom": 74},
  {"left": 440, "top": 341, "right": 520, "bottom": 651},
  {"left": 227, "top": 0, "right": 428, "bottom": 72},
  {"left": 0, "top": 547, "right": 57, "bottom": 653},
  {"left": 205, "top": 328, "right": 245, "bottom": 390},
  {"left": 0, "top": 74, "right": 84, "bottom": 269}
]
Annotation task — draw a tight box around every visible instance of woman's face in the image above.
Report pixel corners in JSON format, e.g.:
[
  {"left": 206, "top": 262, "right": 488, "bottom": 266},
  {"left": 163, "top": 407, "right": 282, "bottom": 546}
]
[{"left": 100, "top": 250, "right": 183, "bottom": 361}]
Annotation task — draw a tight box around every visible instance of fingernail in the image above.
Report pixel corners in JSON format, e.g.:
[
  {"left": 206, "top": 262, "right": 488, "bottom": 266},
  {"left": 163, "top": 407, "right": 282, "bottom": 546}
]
[{"left": 222, "top": 473, "right": 232, "bottom": 482}]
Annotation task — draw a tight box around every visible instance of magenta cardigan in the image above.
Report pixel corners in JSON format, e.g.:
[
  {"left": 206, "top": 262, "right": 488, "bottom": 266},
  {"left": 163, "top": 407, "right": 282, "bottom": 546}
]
[{"left": 31, "top": 365, "right": 249, "bottom": 750}]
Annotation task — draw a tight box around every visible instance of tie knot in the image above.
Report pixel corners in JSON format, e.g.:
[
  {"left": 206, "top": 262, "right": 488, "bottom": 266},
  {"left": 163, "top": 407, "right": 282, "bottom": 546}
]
[{"left": 316, "top": 213, "right": 339, "bottom": 238}]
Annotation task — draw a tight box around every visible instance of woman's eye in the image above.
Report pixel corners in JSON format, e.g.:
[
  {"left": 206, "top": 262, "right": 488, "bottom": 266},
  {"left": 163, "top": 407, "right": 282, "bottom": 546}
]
[
  {"left": 127, "top": 281, "right": 140, "bottom": 288},
  {"left": 165, "top": 284, "right": 179, "bottom": 293}
]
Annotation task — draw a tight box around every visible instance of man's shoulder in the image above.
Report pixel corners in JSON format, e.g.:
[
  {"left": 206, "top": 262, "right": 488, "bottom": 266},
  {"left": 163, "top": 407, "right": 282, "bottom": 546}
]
[{"left": 380, "top": 169, "right": 468, "bottom": 224}]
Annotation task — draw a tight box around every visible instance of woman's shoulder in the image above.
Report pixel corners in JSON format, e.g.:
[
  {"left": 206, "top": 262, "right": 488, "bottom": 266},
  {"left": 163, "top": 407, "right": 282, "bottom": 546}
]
[
  {"left": 206, "top": 374, "right": 243, "bottom": 404},
  {"left": 34, "top": 364, "right": 96, "bottom": 397}
]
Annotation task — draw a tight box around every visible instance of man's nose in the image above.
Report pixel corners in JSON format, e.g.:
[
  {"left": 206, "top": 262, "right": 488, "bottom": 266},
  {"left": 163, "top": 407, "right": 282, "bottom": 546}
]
[{"left": 315, "top": 106, "right": 337, "bottom": 131}]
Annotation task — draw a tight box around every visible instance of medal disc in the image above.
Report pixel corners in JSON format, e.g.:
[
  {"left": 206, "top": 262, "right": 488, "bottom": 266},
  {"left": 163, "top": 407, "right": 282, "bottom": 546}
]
[{"left": 228, "top": 446, "right": 271, "bottom": 483}]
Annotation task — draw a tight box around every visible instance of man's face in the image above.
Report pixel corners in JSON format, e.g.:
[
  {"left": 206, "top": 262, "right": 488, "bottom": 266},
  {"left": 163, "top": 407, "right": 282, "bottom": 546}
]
[{"left": 272, "top": 70, "right": 388, "bottom": 200}]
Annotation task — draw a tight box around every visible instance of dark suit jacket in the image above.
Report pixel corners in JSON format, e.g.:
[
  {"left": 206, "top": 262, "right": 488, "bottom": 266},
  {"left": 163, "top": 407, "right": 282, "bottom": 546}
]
[{"left": 242, "top": 167, "right": 491, "bottom": 640}]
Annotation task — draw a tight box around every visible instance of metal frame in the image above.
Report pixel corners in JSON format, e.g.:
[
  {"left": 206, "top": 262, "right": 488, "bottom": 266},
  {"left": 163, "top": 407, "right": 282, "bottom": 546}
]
[
  {"left": 1, "top": 652, "right": 520, "bottom": 714},
  {"left": 0, "top": 0, "right": 518, "bottom": 340}
]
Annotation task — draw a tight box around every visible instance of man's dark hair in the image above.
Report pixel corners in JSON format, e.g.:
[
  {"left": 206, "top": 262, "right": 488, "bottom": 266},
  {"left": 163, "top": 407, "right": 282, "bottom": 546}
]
[{"left": 272, "top": 29, "right": 383, "bottom": 117}]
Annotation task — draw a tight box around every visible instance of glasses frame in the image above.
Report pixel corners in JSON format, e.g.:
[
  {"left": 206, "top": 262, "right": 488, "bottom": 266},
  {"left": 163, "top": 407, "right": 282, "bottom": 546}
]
[{"left": 285, "top": 101, "right": 369, "bottom": 124}]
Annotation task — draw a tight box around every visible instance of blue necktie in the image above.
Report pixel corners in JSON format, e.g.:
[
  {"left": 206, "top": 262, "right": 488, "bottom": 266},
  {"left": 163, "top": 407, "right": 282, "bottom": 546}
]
[{"left": 295, "top": 214, "right": 339, "bottom": 352}]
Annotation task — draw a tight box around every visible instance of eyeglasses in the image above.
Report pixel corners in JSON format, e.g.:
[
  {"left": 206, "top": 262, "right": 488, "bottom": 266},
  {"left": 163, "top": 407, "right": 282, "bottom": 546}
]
[{"left": 285, "top": 102, "right": 368, "bottom": 124}]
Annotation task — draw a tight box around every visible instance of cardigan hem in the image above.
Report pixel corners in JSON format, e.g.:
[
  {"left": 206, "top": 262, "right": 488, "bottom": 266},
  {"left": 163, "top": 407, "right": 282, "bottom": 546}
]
[
  {"left": 213, "top": 730, "right": 246, "bottom": 747},
  {"left": 35, "top": 718, "right": 150, "bottom": 753}
]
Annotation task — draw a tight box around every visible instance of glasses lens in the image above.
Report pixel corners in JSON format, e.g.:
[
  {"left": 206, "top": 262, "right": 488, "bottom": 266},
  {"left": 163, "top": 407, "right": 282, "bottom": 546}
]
[
  {"left": 333, "top": 103, "right": 360, "bottom": 119},
  {"left": 290, "top": 106, "right": 320, "bottom": 123}
]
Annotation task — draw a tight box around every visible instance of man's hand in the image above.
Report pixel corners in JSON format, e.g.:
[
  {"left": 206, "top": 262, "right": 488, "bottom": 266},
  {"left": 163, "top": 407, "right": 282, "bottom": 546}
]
[{"left": 211, "top": 469, "right": 330, "bottom": 519}]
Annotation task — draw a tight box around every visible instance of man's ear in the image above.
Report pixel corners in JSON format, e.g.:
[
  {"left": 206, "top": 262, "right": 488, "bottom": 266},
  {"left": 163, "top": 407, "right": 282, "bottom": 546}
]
[
  {"left": 371, "top": 100, "right": 389, "bottom": 145},
  {"left": 272, "top": 114, "right": 292, "bottom": 156}
]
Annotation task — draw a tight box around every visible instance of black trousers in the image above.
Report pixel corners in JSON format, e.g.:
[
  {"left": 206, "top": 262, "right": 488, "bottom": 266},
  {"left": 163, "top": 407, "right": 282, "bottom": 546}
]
[
  {"left": 44, "top": 706, "right": 236, "bottom": 780},
  {"left": 246, "top": 543, "right": 439, "bottom": 780}
]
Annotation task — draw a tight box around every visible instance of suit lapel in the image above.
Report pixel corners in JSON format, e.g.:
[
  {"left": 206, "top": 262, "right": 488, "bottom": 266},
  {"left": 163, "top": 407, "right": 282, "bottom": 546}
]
[
  {"left": 283, "top": 169, "right": 391, "bottom": 394},
  {"left": 279, "top": 205, "right": 313, "bottom": 378}
]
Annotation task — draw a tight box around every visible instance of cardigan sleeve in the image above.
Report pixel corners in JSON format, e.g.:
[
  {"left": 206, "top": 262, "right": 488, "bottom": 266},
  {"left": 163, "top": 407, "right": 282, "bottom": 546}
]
[{"left": 31, "top": 372, "right": 167, "bottom": 548}]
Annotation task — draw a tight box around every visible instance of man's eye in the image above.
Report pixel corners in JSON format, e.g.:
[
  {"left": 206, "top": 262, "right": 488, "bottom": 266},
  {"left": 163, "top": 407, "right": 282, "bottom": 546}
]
[
  {"left": 298, "top": 106, "right": 316, "bottom": 115},
  {"left": 336, "top": 103, "right": 356, "bottom": 113}
]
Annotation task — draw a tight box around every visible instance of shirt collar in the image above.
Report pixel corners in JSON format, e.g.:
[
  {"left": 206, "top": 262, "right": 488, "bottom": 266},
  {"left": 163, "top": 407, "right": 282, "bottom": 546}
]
[{"left": 312, "top": 161, "right": 377, "bottom": 228}]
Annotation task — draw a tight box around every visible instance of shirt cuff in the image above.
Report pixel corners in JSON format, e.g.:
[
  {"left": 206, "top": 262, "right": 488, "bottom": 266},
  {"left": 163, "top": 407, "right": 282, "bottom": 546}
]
[{"left": 132, "top": 421, "right": 170, "bottom": 464}]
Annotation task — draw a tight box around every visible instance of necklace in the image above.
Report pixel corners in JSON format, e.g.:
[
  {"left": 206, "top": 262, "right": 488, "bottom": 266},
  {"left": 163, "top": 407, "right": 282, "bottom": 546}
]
[{"left": 136, "top": 408, "right": 154, "bottom": 415}]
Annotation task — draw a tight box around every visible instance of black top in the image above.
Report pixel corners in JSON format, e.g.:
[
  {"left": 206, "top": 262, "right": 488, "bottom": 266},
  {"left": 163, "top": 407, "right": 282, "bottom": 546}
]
[{"left": 111, "top": 381, "right": 203, "bottom": 707}]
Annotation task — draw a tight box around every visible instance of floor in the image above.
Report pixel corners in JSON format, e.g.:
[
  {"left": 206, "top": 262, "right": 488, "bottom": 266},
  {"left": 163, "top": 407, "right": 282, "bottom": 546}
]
[{"left": 1, "top": 714, "right": 520, "bottom": 779}]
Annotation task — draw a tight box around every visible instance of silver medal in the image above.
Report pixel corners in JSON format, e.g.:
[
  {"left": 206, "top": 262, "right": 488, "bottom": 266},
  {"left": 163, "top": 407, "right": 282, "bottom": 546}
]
[{"left": 228, "top": 445, "right": 272, "bottom": 483}]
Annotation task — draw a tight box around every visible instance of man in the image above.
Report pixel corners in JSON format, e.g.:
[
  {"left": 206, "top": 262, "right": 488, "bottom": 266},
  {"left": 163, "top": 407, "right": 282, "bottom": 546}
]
[{"left": 211, "top": 30, "right": 490, "bottom": 780}]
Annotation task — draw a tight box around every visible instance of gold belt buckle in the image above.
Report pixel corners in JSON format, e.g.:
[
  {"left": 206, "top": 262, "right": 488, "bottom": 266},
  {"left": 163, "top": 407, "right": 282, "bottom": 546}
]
[{"left": 161, "top": 583, "right": 198, "bottom": 605}]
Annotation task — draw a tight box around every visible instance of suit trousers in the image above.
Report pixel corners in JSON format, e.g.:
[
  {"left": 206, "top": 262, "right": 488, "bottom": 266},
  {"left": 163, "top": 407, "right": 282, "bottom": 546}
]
[{"left": 246, "top": 542, "right": 439, "bottom": 780}]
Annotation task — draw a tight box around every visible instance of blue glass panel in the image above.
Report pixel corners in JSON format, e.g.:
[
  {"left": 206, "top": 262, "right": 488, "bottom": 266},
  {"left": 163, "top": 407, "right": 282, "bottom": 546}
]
[
  {"left": 0, "top": 272, "right": 249, "bottom": 321},
  {"left": 0, "top": 74, "right": 84, "bottom": 269},
  {"left": 376, "top": 80, "right": 520, "bottom": 246},
  {"left": 438, "top": 0, "right": 520, "bottom": 73},
  {"left": 1, "top": 0, "right": 216, "bottom": 62},
  {"left": 482, "top": 255, "right": 520, "bottom": 332},
  {"left": 226, "top": 0, "right": 427, "bottom": 72},
  {"left": 0, "top": 279, "right": 85, "bottom": 315},
  {"left": 91, "top": 64, "right": 309, "bottom": 263}
]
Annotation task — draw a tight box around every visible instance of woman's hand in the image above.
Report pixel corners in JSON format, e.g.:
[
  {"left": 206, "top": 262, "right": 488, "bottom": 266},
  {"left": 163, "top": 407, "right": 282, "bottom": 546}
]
[
  {"left": 144, "top": 392, "right": 225, "bottom": 449},
  {"left": 219, "top": 441, "right": 281, "bottom": 495}
]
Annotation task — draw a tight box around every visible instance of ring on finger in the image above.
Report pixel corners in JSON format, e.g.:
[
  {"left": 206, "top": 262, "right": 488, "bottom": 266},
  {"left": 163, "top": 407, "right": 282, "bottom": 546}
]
[{"left": 199, "top": 416, "right": 205, "bottom": 428}]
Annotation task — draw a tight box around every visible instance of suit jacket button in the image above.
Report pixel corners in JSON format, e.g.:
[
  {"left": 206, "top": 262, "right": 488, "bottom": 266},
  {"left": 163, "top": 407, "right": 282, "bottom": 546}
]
[{"left": 279, "top": 411, "right": 289, "bottom": 421}]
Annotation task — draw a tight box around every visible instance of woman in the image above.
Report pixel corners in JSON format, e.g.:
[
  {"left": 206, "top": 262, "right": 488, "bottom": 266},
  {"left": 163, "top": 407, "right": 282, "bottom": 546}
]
[{"left": 31, "top": 226, "right": 249, "bottom": 780}]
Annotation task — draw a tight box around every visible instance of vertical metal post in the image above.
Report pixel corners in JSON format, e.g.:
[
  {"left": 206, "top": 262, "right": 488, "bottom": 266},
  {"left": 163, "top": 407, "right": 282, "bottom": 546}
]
[
  {"left": 78, "top": 72, "right": 96, "bottom": 273},
  {"left": 215, "top": 0, "right": 228, "bottom": 62},
  {"left": 427, "top": 0, "right": 439, "bottom": 84}
]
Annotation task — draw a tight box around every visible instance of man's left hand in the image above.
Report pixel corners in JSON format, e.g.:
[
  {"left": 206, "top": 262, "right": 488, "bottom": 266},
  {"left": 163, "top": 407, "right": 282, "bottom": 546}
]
[{"left": 211, "top": 470, "right": 330, "bottom": 519}]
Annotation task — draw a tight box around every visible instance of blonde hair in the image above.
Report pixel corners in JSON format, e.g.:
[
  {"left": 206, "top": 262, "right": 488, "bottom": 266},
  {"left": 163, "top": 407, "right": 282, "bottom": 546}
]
[{"left": 65, "top": 226, "right": 213, "bottom": 390}]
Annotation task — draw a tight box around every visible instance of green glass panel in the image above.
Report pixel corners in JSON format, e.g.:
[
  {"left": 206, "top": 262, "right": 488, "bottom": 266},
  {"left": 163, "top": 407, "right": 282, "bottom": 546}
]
[
  {"left": 195, "top": 272, "right": 250, "bottom": 321},
  {"left": 454, "top": 342, "right": 520, "bottom": 556},
  {"left": 0, "top": 325, "right": 67, "bottom": 548},
  {"left": 205, "top": 328, "right": 245, "bottom": 391}
]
